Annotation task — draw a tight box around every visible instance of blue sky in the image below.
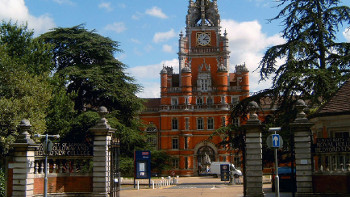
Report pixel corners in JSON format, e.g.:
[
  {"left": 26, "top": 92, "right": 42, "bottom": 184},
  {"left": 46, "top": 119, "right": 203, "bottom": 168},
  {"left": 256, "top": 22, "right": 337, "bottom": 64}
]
[{"left": 1, "top": 0, "right": 350, "bottom": 98}]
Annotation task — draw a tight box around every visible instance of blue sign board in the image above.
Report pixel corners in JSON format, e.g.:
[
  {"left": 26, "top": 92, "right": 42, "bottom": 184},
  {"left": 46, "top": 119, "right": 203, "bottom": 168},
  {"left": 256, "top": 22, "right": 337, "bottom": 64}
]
[
  {"left": 272, "top": 134, "right": 280, "bottom": 148},
  {"left": 134, "top": 150, "right": 151, "bottom": 179}
]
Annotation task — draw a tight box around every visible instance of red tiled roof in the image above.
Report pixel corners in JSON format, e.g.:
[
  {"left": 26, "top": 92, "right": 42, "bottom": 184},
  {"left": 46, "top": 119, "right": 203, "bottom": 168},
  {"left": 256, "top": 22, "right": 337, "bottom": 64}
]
[
  {"left": 316, "top": 79, "right": 350, "bottom": 116},
  {"left": 142, "top": 98, "right": 161, "bottom": 109}
]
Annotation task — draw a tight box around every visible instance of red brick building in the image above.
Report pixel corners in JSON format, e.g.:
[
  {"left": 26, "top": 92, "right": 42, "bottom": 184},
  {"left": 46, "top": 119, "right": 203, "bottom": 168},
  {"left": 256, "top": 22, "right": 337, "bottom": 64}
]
[{"left": 140, "top": 0, "right": 249, "bottom": 176}]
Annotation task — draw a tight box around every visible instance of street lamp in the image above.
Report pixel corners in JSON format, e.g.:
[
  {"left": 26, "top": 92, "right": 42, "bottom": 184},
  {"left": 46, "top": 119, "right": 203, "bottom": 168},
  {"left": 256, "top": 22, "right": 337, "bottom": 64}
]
[{"left": 34, "top": 134, "right": 60, "bottom": 197}]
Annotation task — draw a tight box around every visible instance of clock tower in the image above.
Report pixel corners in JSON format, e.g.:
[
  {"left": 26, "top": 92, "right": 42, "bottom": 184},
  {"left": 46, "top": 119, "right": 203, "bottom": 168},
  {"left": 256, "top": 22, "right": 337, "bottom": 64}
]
[{"left": 140, "top": 0, "right": 249, "bottom": 176}]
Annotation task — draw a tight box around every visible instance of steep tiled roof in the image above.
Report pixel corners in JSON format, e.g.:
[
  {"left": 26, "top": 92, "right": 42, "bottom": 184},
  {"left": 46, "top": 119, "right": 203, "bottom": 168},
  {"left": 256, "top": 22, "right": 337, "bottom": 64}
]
[
  {"left": 142, "top": 98, "right": 161, "bottom": 111},
  {"left": 316, "top": 79, "right": 350, "bottom": 116}
]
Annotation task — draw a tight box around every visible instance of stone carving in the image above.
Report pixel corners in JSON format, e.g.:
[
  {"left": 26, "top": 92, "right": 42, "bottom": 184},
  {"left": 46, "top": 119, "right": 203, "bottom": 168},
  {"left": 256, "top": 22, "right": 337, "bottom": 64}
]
[{"left": 186, "top": 0, "right": 220, "bottom": 27}]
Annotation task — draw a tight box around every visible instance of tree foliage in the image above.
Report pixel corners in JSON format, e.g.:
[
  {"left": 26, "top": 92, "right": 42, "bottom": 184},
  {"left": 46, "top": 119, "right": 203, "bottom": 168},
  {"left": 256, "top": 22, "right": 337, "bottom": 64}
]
[
  {"left": 39, "top": 25, "right": 147, "bottom": 156},
  {"left": 260, "top": 0, "right": 350, "bottom": 108},
  {"left": 222, "top": 1, "right": 350, "bottom": 164},
  {"left": 38, "top": 25, "right": 144, "bottom": 125},
  {"left": 0, "top": 22, "right": 53, "bottom": 155}
]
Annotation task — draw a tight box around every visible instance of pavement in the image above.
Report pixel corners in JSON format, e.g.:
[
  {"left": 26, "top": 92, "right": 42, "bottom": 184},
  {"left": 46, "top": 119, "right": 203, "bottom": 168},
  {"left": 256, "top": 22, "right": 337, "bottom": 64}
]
[{"left": 120, "top": 176, "right": 293, "bottom": 197}]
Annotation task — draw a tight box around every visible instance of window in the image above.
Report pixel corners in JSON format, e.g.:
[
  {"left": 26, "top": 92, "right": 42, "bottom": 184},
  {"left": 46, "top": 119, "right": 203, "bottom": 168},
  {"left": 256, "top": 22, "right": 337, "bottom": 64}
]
[
  {"left": 171, "top": 98, "right": 178, "bottom": 109},
  {"left": 172, "top": 118, "right": 178, "bottom": 130},
  {"left": 201, "top": 79, "right": 209, "bottom": 91},
  {"left": 232, "top": 97, "right": 239, "bottom": 105},
  {"left": 147, "top": 135, "right": 157, "bottom": 147},
  {"left": 207, "top": 117, "right": 214, "bottom": 130},
  {"left": 197, "top": 118, "right": 204, "bottom": 130},
  {"left": 222, "top": 117, "right": 226, "bottom": 127},
  {"left": 197, "top": 97, "right": 203, "bottom": 109},
  {"left": 197, "top": 97, "right": 203, "bottom": 105},
  {"left": 172, "top": 138, "right": 179, "bottom": 149},
  {"left": 207, "top": 97, "right": 213, "bottom": 105},
  {"left": 185, "top": 117, "right": 190, "bottom": 130},
  {"left": 184, "top": 157, "right": 189, "bottom": 169},
  {"left": 232, "top": 117, "right": 239, "bottom": 126},
  {"left": 184, "top": 136, "right": 188, "bottom": 149},
  {"left": 185, "top": 97, "right": 189, "bottom": 105},
  {"left": 172, "top": 158, "right": 179, "bottom": 169},
  {"left": 171, "top": 98, "right": 178, "bottom": 106},
  {"left": 221, "top": 96, "right": 226, "bottom": 104}
]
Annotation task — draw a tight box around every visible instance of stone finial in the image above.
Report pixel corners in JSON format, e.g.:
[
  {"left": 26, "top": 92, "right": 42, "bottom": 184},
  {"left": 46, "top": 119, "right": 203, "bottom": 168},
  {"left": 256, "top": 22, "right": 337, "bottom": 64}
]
[
  {"left": 248, "top": 101, "right": 259, "bottom": 121},
  {"left": 90, "top": 106, "right": 115, "bottom": 133},
  {"left": 98, "top": 106, "right": 108, "bottom": 118},
  {"left": 294, "top": 99, "right": 308, "bottom": 123},
  {"left": 15, "top": 119, "right": 35, "bottom": 144},
  {"left": 160, "top": 66, "right": 168, "bottom": 74}
]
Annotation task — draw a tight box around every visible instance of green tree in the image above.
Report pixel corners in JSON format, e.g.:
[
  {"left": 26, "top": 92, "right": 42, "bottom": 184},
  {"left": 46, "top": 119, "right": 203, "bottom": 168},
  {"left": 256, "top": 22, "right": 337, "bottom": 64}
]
[
  {"left": 225, "top": 0, "right": 350, "bottom": 165},
  {"left": 0, "top": 22, "right": 53, "bottom": 156},
  {"left": 259, "top": 0, "right": 350, "bottom": 111},
  {"left": 38, "top": 25, "right": 144, "bottom": 125},
  {"left": 39, "top": 25, "right": 146, "bottom": 156}
]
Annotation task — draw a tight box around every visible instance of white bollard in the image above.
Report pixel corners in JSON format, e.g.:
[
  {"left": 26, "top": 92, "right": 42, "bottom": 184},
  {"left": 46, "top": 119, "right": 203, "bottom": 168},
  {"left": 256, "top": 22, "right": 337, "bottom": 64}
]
[
  {"left": 152, "top": 180, "right": 155, "bottom": 189},
  {"left": 137, "top": 181, "right": 139, "bottom": 190}
]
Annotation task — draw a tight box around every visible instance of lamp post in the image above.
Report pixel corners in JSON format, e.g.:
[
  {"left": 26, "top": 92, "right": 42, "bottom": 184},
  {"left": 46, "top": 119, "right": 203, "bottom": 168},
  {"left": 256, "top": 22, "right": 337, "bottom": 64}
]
[{"left": 34, "top": 134, "right": 60, "bottom": 197}]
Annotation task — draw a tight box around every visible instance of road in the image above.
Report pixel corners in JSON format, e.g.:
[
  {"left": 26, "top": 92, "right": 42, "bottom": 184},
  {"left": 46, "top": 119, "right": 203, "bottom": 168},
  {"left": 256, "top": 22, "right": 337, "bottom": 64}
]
[{"left": 120, "top": 176, "right": 292, "bottom": 197}]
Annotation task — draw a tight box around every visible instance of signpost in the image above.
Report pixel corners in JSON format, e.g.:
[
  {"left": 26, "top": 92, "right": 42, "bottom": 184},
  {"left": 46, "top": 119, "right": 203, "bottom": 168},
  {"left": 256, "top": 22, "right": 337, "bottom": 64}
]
[
  {"left": 268, "top": 127, "right": 282, "bottom": 197},
  {"left": 34, "top": 134, "right": 60, "bottom": 197}
]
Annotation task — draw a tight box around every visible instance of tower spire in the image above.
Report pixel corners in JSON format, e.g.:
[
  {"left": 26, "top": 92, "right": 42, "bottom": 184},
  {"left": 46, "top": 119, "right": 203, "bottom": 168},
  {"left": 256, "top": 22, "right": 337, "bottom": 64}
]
[{"left": 186, "top": 0, "right": 220, "bottom": 28}]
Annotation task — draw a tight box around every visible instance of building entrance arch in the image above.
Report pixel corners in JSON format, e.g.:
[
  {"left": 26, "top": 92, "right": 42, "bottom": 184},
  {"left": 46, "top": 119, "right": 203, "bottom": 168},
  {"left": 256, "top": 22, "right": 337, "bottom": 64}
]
[{"left": 194, "top": 141, "right": 217, "bottom": 175}]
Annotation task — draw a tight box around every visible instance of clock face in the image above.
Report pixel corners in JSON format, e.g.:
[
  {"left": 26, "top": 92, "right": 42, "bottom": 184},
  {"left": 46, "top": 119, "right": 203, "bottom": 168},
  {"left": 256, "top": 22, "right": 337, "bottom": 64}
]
[{"left": 197, "top": 33, "right": 211, "bottom": 46}]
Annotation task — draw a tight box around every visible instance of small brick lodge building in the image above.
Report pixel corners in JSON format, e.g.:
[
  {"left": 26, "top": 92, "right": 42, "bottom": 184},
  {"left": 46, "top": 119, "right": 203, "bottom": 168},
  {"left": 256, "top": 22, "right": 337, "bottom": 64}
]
[{"left": 139, "top": 0, "right": 249, "bottom": 176}]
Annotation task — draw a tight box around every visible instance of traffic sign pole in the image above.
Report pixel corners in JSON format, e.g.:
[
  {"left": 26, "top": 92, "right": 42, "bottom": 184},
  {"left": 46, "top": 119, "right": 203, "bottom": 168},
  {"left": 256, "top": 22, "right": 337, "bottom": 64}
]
[
  {"left": 34, "top": 134, "right": 60, "bottom": 197},
  {"left": 275, "top": 146, "right": 280, "bottom": 197},
  {"left": 268, "top": 128, "right": 281, "bottom": 197}
]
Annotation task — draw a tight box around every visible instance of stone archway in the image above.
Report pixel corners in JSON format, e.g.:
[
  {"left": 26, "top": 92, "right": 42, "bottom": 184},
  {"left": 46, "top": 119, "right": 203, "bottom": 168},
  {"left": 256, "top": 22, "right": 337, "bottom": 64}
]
[{"left": 194, "top": 141, "right": 217, "bottom": 175}]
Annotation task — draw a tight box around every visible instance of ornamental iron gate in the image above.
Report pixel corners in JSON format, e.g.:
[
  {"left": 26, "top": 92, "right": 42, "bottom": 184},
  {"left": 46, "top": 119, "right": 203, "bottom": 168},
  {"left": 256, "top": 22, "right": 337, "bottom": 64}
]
[{"left": 110, "top": 138, "right": 121, "bottom": 197}]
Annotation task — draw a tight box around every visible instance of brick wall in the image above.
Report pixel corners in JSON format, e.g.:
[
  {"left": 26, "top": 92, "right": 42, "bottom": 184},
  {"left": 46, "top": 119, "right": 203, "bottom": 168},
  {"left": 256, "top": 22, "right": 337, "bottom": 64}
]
[{"left": 34, "top": 176, "right": 93, "bottom": 195}]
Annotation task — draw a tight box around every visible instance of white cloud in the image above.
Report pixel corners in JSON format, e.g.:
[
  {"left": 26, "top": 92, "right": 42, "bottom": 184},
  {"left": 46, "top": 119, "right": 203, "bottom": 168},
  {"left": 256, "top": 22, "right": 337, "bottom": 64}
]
[
  {"left": 153, "top": 29, "right": 176, "bottom": 43},
  {"left": 105, "top": 22, "right": 126, "bottom": 33},
  {"left": 130, "top": 38, "right": 141, "bottom": 44},
  {"left": 145, "top": 6, "right": 168, "bottom": 19},
  {"left": 221, "top": 19, "right": 284, "bottom": 92},
  {"left": 53, "top": 0, "right": 75, "bottom": 5},
  {"left": 162, "top": 44, "right": 174, "bottom": 53},
  {"left": 343, "top": 28, "right": 350, "bottom": 42},
  {"left": 0, "top": 0, "right": 56, "bottom": 35},
  {"left": 128, "top": 59, "right": 178, "bottom": 98},
  {"left": 99, "top": 2, "right": 113, "bottom": 12},
  {"left": 132, "top": 12, "right": 142, "bottom": 20}
]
